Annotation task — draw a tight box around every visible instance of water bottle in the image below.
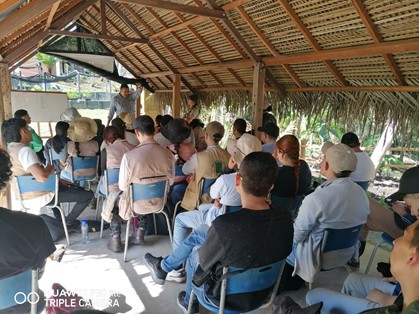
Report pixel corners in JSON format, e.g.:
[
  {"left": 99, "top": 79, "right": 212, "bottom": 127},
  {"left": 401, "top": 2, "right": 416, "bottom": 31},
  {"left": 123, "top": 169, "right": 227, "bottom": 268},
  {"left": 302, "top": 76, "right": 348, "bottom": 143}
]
[{"left": 81, "top": 220, "right": 89, "bottom": 243}]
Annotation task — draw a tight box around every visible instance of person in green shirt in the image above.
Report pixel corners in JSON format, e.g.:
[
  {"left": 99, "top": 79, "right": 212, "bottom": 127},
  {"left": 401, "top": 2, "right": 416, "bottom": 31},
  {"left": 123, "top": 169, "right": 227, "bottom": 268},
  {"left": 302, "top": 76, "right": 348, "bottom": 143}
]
[{"left": 14, "top": 109, "right": 45, "bottom": 163}]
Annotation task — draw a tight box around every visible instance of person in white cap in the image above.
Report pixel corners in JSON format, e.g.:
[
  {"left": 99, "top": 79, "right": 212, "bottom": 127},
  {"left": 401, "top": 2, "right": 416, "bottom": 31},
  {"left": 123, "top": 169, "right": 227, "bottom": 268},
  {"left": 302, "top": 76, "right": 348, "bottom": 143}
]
[{"left": 279, "top": 143, "right": 370, "bottom": 292}]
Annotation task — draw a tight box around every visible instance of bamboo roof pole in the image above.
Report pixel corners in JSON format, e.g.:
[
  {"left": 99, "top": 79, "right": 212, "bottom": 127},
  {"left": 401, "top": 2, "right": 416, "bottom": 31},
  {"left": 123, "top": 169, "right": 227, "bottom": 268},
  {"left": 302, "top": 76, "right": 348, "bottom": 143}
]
[
  {"left": 172, "top": 74, "right": 181, "bottom": 118},
  {"left": 252, "top": 62, "right": 265, "bottom": 136}
]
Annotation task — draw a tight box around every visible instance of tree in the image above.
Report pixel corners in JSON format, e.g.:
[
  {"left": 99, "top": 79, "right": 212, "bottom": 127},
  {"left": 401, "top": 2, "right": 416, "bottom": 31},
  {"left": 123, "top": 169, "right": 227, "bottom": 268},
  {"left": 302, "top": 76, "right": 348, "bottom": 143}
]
[{"left": 35, "top": 53, "right": 57, "bottom": 73}]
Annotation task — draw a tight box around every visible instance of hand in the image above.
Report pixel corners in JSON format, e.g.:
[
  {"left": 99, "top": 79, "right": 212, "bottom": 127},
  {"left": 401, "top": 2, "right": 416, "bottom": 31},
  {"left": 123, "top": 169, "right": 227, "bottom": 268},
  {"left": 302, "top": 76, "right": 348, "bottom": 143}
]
[
  {"left": 45, "top": 164, "right": 55, "bottom": 174},
  {"left": 214, "top": 199, "right": 221, "bottom": 209},
  {"left": 382, "top": 276, "right": 397, "bottom": 283},
  {"left": 228, "top": 156, "right": 237, "bottom": 170},
  {"left": 135, "top": 83, "right": 143, "bottom": 91},
  {"left": 366, "top": 289, "right": 397, "bottom": 306}
]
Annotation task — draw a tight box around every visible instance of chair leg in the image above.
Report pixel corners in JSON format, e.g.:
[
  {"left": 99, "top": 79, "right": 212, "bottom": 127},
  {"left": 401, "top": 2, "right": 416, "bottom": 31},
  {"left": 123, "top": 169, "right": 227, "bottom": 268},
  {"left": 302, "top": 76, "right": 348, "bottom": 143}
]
[
  {"left": 171, "top": 201, "right": 181, "bottom": 230},
  {"left": 31, "top": 269, "right": 39, "bottom": 314},
  {"left": 124, "top": 218, "right": 131, "bottom": 263},
  {"left": 95, "top": 195, "right": 102, "bottom": 221},
  {"left": 55, "top": 205, "right": 70, "bottom": 246},
  {"left": 309, "top": 282, "right": 313, "bottom": 290},
  {"left": 161, "top": 211, "right": 173, "bottom": 247},
  {"left": 100, "top": 216, "right": 105, "bottom": 239},
  {"left": 188, "top": 290, "right": 196, "bottom": 314},
  {"left": 153, "top": 214, "right": 157, "bottom": 236},
  {"left": 365, "top": 240, "right": 385, "bottom": 274}
]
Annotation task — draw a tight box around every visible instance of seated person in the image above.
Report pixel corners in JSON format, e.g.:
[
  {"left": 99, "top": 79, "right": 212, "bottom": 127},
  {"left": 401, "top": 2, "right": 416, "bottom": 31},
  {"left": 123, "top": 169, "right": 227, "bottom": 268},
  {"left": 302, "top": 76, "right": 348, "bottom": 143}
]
[
  {"left": 358, "top": 220, "right": 419, "bottom": 313},
  {"left": 118, "top": 115, "right": 175, "bottom": 245},
  {"left": 14, "top": 109, "right": 45, "bottom": 164},
  {"left": 144, "top": 152, "right": 294, "bottom": 313},
  {"left": 2, "top": 118, "right": 93, "bottom": 225},
  {"left": 99, "top": 126, "right": 135, "bottom": 252},
  {"left": 271, "top": 134, "right": 312, "bottom": 214},
  {"left": 44, "top": 121, "right": 70, "bottom": 173},
  {"left": 225, "top": 118, "right": 247, "bottom": 155},
  {"left": 189, "top": 119, "right": 206, "bottom": 152},
  {"left": 154, "top": 114, "right": 173, "bottom": 148},
  {"left": 167, "top": 133, "right": 261, "bottom": 283},
  {"left": 108, "top": 116, "right": 139, "bottom": 147},
  {"left": 60, "top": 117, "right": 99, "bottom": 183},
  {"left": 306, "top": 272, "right": 401, "bottom": 313},
  {"left": 0, "top": 148, "right": 62, "bottom": 312},
  {"left": 183, "top": 94, "right": 200, "bottom": 124},
  {"left": 257, "top": 122, "right": 279, "bottom": 154},
  {"left": 341, "top": 132, "right": 376, "bottom": 190},
  {"left": 280, "top": 143, "right": 370, "bottom": 291},
  {"left": 180, "top": 121, "right": 231, "bottom": 211}
]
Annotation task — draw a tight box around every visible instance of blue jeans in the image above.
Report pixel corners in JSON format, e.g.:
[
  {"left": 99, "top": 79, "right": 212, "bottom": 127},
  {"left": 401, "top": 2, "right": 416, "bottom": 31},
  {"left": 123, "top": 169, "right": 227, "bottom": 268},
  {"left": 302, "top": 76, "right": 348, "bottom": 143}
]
[
  {"left": 161, "top": 224, "right": 209, "bottom": 303},
  {"left": 170, "top": 182, "right": 188, "bottom": 207},
  {"left": 173, "top": 204, "right": 214, "bottom": 251},
  {"left": 306, "top": 273, "right": 396, "bottom": 314}
]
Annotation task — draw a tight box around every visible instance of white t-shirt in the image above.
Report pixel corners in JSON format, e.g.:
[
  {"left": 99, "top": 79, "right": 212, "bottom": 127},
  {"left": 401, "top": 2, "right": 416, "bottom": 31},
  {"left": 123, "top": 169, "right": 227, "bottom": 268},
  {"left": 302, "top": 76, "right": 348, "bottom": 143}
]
[
  {"left": 351, "top": 152, "right": 376, "bottom": 182},
  {"left": 16, "top": 146, "right": 54, "bottom": 215}
]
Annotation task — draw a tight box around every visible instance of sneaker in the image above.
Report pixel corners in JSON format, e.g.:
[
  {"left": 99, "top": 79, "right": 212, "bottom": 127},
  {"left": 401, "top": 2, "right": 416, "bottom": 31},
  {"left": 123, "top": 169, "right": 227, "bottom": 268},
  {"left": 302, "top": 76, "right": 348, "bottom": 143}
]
[
  {"left": 144, "top": 253, "right": 167, "bottom": 285},
  {"left": 176, "top": 291, "right": 199, "bottom": 314},
  {"left": 166, "top": 269, "right": 186, "bottom": 283},
  {"left": 51, "top": 244, "right": 66, "bottom": 262}
]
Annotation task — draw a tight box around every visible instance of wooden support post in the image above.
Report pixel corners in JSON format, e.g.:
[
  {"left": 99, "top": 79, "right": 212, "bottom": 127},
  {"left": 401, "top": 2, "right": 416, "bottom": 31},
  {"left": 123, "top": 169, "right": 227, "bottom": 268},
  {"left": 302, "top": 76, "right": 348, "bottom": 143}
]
[
  {"left": 0, "top": 62, "right": 13, "bottom": 208},
  {"left": 251, "top": 62, "right": 265, "bottom": 136},
  {"left": 172, "top": 74, "right": 181, "bottom": 118},
  {"left": 300, "top": 139, "right": 307, "bottom": 160}
]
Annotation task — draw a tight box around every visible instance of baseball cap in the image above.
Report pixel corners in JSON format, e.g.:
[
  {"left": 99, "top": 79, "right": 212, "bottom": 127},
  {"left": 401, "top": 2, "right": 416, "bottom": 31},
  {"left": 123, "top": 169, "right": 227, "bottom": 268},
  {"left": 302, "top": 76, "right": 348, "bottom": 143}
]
[
  {"left": 324, "top": 143, "right": 357, "bottom": 174},
  {"left": 257, "top": 123, "right": 279, "bottom": 138},
  {"left": 232, "top": 133, "right": 262, "bottom": 166},
  {"left": 205, "top": 121, "right": 225, "bottom": 142},
  {"left": 321, "top": 141, "right": 334, "bottom": 154},
  {"left": 341, "top": 132, "right": 360, "bottom": 148},
  {"left": 386, "top": 166, "right": 419, "bottom": 202}
]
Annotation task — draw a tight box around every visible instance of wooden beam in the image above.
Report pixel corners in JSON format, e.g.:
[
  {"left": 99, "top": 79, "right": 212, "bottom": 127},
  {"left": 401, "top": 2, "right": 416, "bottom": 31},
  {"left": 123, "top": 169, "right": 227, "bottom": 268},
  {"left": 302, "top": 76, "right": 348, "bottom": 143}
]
[
  {"left": 351, "top": 0, "right": 406, "bottom": 85},
  {"left": 251, "top": 62, "right": 265, "bottom": 134},
  {"left": 106, "top": 1, "right": 195, "bottom": 92},
  {"left": 221, "top": 0, "right": 252, "bottom": 11},
  {"left": 9, "top": 49, "right": 38, "bottom": 72},
  {"left": 47, "top": 29, "right": 149, "bottom": 44},
  {"left": 38, "top": 0, "right": 64, "bottom": 48},
  {"left": 277, "top": 0, "right": 347, "bottom": 86},
  {"left": 263, "top": 38, "right": 419, "bottom": 66},
  {"left": 3, "top": 0, "right": 98, "bottom": 64},
  {"left": 150, "top": 16, "right": 205, "bottom": 40},
  {"left": 154, "top": 85, "right": 419, "bottom": 93},
  {"left": 100, "top": 0, "right": 107, "bottom": 34},
  {"left": 0, "top": 0, "right": 22, "bottom": 15},
  {"left": 111, "top": 0, "right": 227, "bottom": 19},
  {"left": 0, "top": 0, "right": 58, "bottom": 41},
  {"left": 172, "top": 74, "right": 181, "bottom": 118}
]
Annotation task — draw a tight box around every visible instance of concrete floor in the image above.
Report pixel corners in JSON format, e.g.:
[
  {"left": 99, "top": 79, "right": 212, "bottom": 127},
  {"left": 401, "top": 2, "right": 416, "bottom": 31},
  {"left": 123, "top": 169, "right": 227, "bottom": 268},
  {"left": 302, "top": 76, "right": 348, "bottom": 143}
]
[{"left": 38, "top": 206, "right": 391, "bottom": 314}]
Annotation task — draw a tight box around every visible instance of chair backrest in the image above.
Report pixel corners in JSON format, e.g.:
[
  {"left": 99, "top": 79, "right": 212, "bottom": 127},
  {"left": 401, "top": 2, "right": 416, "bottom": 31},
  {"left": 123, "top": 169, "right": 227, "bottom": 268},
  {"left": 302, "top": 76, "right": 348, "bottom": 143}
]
[
  {"left": 48, "top": 147, "right": 67, "bottom": 162},
  {"left": 0, "top": 268, "right": 38, "bottom": 313},
  {"left": 217, "top": 261, "right": 284, "bottom": 313},
  {"left": 222, "top": 205, "right": 242, "bottom": 214},
  {"left": 174, "top": 165, "right": 185, "bottom": 176},
  {"left": 200, "top": 177, "right": 216, "bottom": 195},
  {"left": 16, "top": 174, "right": 59, "bottom": 209},
  {"left": 70, "top": 156, "right": 98, "bottom": 182},
  {"left": 130, "top": 176, "right": 168, "bottom": 214},
  {"left": 104, "top": 168, "right": 120, "bottom": 196},
  {"left": 321, "top": 224, "right": 363, "bottom": 270}
]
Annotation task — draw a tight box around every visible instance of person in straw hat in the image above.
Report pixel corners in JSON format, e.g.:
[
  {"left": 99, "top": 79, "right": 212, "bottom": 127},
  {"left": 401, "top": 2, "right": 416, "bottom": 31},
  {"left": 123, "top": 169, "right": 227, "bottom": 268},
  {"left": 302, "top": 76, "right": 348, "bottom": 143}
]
[{"left": 60, "top": 117, "right": 99, "bottom": 183}]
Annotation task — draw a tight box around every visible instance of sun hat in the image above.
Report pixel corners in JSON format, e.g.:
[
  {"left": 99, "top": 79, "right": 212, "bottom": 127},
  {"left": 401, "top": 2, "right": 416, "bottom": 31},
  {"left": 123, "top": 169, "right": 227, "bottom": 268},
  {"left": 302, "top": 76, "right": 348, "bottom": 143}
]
[
  {"left": 205, "top": 121, "right": 225, "bottom": 142},
  {"left": 232, "top": 133, "right": 262, "bottom": 165},
  {"left": 161, "top": 119, "right": 191, "bottom": 144},
  {"left": 67, "top": 117, "right": 97, "bottom": 142},
  {"left": 119, "top": 113, "right": 135, "bottom": 130},
  {"left": 257, "top": 123, "right": 279, "bottom": 138},
  {"left": 60, "top": 108, "right": 81, "bottom": 123},
  {"left": 324, "top": 143, "right": 357, "bottom": 174}
]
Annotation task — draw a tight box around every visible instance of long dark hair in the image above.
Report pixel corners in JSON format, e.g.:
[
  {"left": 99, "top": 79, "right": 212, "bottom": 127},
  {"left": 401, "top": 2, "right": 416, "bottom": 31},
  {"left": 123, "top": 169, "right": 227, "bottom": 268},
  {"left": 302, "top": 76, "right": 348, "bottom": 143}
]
[{"left": 52, "top": 121, "right": 69, "bottom": 153}]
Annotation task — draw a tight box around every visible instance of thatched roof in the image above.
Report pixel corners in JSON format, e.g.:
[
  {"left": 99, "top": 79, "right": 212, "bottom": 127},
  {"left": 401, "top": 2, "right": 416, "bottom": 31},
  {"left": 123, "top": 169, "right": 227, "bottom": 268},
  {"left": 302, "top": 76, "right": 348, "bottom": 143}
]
[{"left": 1, "top": 0, "right": 419, "bottom": 128}]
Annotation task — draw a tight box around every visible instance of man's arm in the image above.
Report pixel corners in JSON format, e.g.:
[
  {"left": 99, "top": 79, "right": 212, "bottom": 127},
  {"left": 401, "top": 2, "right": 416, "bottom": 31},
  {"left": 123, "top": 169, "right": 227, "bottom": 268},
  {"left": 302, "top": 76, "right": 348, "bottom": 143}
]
[
  {"left": 19, "top": 146, "right": 54, "bottom": 182},
  {"left": 182, "top": 153, "right": 198, "bottom": 175},
  {"left": 198, "top": 225, "right": 225, "bottom": 272},
  {"left": 210, "top": 175, "right": 227, "bottom": 200},
  {"left": 118, "top": 154, "right": 129, "bottom": 192},
  {"left": 27, "top": 164, "right": 54, "bottom": 182},
  {"left": 107, "top": 96, "right": 117, "bottom": 126},
  {"left": 293, "top": 196, "right": 322, "bottom": 243}
]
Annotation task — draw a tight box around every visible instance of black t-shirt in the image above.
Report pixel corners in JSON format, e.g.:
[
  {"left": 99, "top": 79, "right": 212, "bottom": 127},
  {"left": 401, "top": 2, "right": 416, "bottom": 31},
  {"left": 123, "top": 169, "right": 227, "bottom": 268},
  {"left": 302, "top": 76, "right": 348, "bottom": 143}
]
[
  {"left": 195, "top": 206, "right": 294, "bottom": 311},
  {"left": 0, "top": 208, "right": 56, "bottom": 279},
  {"left": 271, "top": 159, "right": 312, "bottom": 197}
]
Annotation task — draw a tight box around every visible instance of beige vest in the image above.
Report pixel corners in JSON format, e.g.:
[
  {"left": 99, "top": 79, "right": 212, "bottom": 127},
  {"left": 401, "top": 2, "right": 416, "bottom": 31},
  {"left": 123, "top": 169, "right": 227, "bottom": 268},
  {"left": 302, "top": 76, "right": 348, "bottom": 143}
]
[
  {"left": 105, "top": 139, "right": 135, "bottom": 192},
  {"left": 181, "top": 146, "right": 231, "bottom": 210},
  {"left": 119, "top": 140, "right": 175, "bottom": 219}
]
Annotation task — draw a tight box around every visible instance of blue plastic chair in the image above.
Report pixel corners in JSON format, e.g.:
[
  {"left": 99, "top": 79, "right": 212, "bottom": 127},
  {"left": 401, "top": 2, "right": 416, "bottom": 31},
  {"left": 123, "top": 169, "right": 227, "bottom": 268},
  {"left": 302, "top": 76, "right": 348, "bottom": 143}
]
[
  {"left": 124, "top": 177, "right": 172, "bottom": 262},
  {"left": 365, "top": 232, "right": 394, "bottom": 274},
  {"left": 309, "top": 224, "right": 363, "bottom": 289},
  {"left": 47, "top": 147, "right": 67, "bottom": 173},
  {"left": 188, "top": 261, "right": 284, "bottom": 314},
  {"left": 0, "top": 268, "right": 39, "bottom": 314},
  {"left": 70, "top": 156, "right": 98, "bottom": 189},
  {"left": 172, "top": 177, "right": 217, "bottom": 229},
  {"left": 222, "top": 205, "right": 242, "bottom": 214},
  {"left": 99, "top": 168, "right": 120, "bottom": 238},
  {"left": 16, "top": 174, "right": 70, "bottom": 245}
]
